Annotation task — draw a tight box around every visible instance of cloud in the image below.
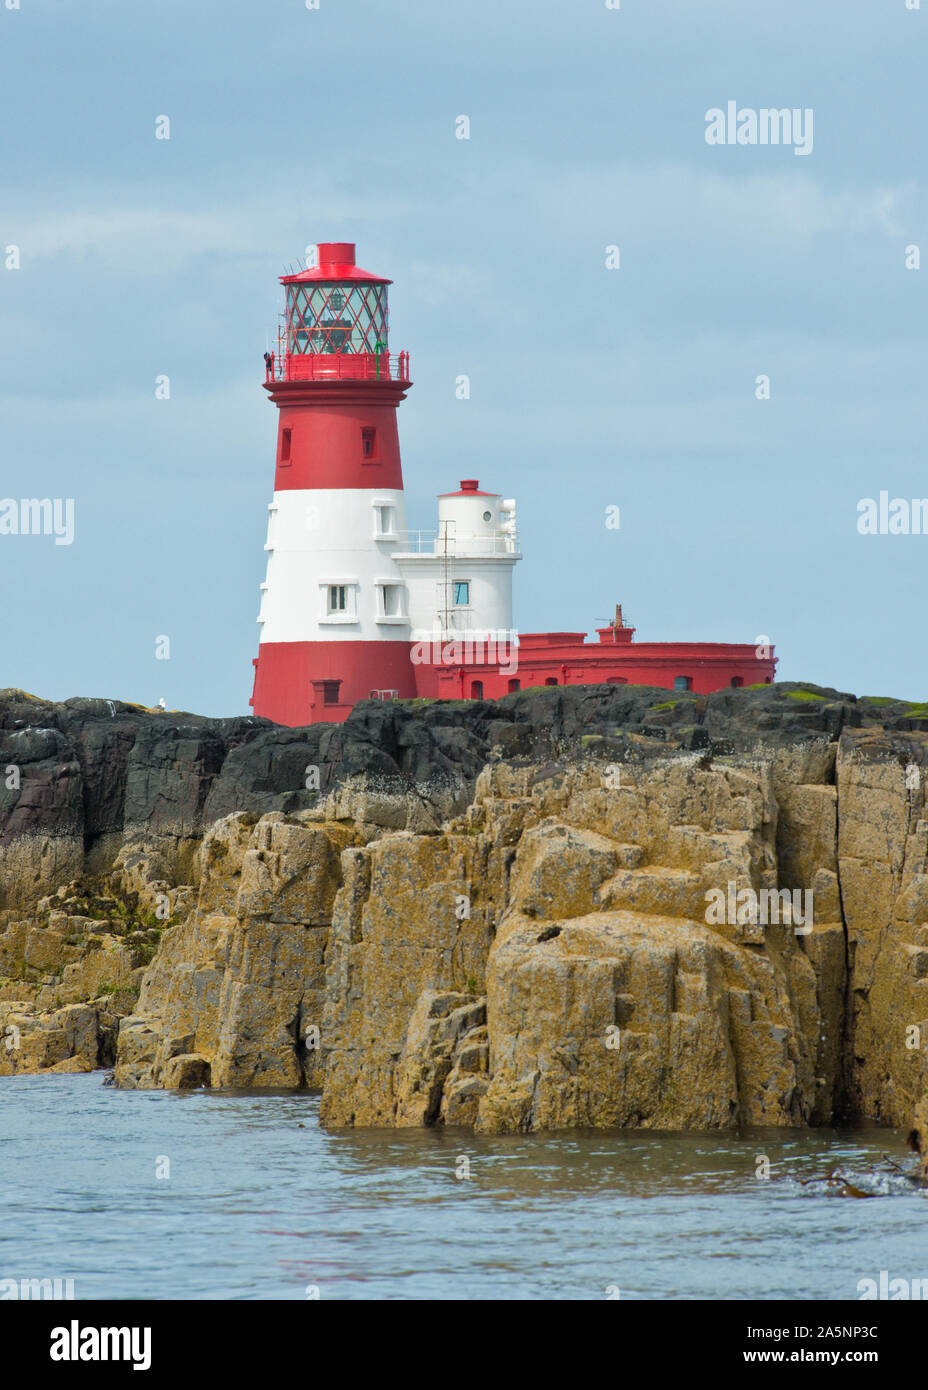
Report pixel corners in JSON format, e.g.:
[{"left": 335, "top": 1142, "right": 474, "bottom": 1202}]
[
  {"left": 530, "top": 165, "right": 920, "bottom": 252},
  {"left": 9, "top": 193, "right": 431, "bottom": 273},
  {"left": 9, "top": 161, "right": 919, "bottom": 288}
]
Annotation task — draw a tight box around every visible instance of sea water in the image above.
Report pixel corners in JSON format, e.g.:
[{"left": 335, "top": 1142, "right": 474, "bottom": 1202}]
[{"left": 1, "top": 1072, "right": 926, "bottom": 1301}]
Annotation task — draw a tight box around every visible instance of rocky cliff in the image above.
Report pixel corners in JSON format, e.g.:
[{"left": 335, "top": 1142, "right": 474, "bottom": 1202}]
[{"left": 2, "top": 682, "right": 927, "bottom": 1135}]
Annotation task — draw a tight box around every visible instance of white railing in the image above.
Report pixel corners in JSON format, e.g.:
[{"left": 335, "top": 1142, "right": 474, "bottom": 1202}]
[
  {"left": 387, "top": 529, "right": 437, "bottom": 552},
  {"left": 389, "top": 529, "right": 519, "bottom": 555}
]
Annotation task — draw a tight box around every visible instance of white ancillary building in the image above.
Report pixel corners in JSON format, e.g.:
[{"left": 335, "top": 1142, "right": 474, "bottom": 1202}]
[{"left": 394, "top": 479, "right": 520, "bottom": 670}]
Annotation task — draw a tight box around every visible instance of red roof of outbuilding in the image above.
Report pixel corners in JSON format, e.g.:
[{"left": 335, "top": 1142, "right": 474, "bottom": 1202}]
[{"left": 438, "top": 479, "right": 501, "bottom": 498}]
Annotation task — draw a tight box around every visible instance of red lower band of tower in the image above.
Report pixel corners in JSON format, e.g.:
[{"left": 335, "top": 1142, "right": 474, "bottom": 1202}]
[
  {"left": 250, "top": 635, "right": 776, "bottom": 726},
  {"left": 250, "top": 641, "right": 418, "bottom": 726}
]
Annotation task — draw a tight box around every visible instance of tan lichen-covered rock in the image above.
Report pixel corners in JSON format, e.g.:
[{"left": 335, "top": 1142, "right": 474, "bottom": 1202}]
[
  {"left": 109, "top": 837, "right": 196, "bottom": 923},
  {"left": 160, "top": 1052, "right": 210, "bottom": 1089},
  {"left": 0, "top": 889, "right": 150, "bottom": 1074},
  {"left": 112, "top": 816, "right": 254, "bottom": 1088},
  {"left": 0, "top": 832, "right": 84, "bottom": 913},
  {"left": 114, "top": 1015, "right": 163, "bottom": 1087},
  {"left": 6, "top": 705, "right": 928, "bottom": 1144},
  {"left": 46, "top": 1054, "right": 97, "bottom": 1074},
  {"left": 319, "top": 831, "right": 506, "bottom": 1125},
  {"left": 0, "top": 1001, "right": 100, "bottom": 1074},
  {"left": 112, "top": 907, "right": 234, "bottom": 1088},
  {"left": 908, "top": 1094, "right": 928, "bottom": 1182},
  {"left": 777, "top": 782, "right": 838, "bottom": 891},
  {"left": 475, "top": 908, "right": 818, "bottom": 1133},
  {"left": 0, "top": 908, "right": 144, "bottom": 1002},
  {"left": 317, "top": 752, "right": 852, "bottom": 1132},
  {"left": 440, "top": 1022, "right": 490, "bottom": 1126},
  {"left": 508, "top": 822, "right": 618, "bottom": 919},
  {"left": 115, "top": 813, "right": 358, "bottom": 1090},
  {"left": 211, "top": 918, "right": 326, "bottom": 1087},
  {"left": 837, "top": 731, "right": 928, "bottom": 1125},
  {"left": 237, "top": 819, "right": 355, "bottom": 925},
  {"left": 391, "top": 991, "right": 485, "bottom": 1126}
]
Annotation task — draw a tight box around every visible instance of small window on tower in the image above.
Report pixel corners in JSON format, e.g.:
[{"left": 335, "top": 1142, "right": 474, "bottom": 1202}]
[
  {"left": 361, "top": 427, "right": 377, "bottom": 460},
  {"left": 322, "top": 681, "right": 340, "bottom": 706},
  {"left": 328, "top": 585, "right": 348, "bottom": 614},
  {"left": 453, "top": 581, "right": 470, "bottom": 606},
  {"left": 381, "top": 584, "right": 403, "bottom": 617},
  {"left": 373, "top": 504, "right": 395, "bottom": 537},
  {"left": 674, "top": 675, "right": 693, "bottom": 692},
  {"left": 280, "top": 428, "right": 292, "bottom": 464}
]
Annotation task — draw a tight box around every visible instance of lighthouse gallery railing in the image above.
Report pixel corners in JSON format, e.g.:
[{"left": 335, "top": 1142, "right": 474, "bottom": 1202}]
[{"left": 266, "top": 351, "right": 411, "bottom": 384}]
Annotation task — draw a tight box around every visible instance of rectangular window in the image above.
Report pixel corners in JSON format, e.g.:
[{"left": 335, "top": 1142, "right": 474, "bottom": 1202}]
[
  {"left": 382, "top": 584, "right": 402, "bottom": 617},
  {"left": 453, "top": 581, "right": 470, "bottom": 605},
  {"left": 321, "top": 681, "right": 340, "bottom": 705},
  {"left": 373, "top": 504, "right": 394, "bottom": 536},
  {"left": 361, "top": 427, "right": 377, "bottom": 459},
  {"left": 279, "top": 428, "right": 292, "bottom": 464},
  {"left": 673, "top": 675, "right": 693, "bottom": 692},
  {"left": 328, "top": 585, "right": 348, "bottom": 614}
]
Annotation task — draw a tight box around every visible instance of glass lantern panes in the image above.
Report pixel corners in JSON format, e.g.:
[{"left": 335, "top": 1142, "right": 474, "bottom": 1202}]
[{"left": 287, "top": 282, "right": 389, "bottom": 355}]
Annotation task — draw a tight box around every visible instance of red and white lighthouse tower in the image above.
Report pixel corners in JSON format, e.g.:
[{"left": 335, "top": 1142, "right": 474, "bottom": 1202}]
[
  {"left": 250, "top": 243, "right": 416, "bottom": 725},
  {"left": 249, "top": 240, "right": 777, "bottom": 726}
]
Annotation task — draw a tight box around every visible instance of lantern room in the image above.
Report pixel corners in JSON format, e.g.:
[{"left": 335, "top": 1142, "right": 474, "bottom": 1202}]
[{"left": 270, "top": 243, "right": 408, "bottom": 385}]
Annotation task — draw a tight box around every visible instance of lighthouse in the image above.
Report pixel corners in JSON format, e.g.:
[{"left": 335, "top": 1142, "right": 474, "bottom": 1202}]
[
  {"left": 250, "top": 243, "right": 416, "bottom": 725},
  {"left": 250, "top": 241, "right": 776, "bottom": 726}
]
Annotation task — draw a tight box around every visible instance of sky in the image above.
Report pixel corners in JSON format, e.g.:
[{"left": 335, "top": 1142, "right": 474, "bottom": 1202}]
[{"left": 0, "top": 0, "right": 925, "bottom": 715}]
